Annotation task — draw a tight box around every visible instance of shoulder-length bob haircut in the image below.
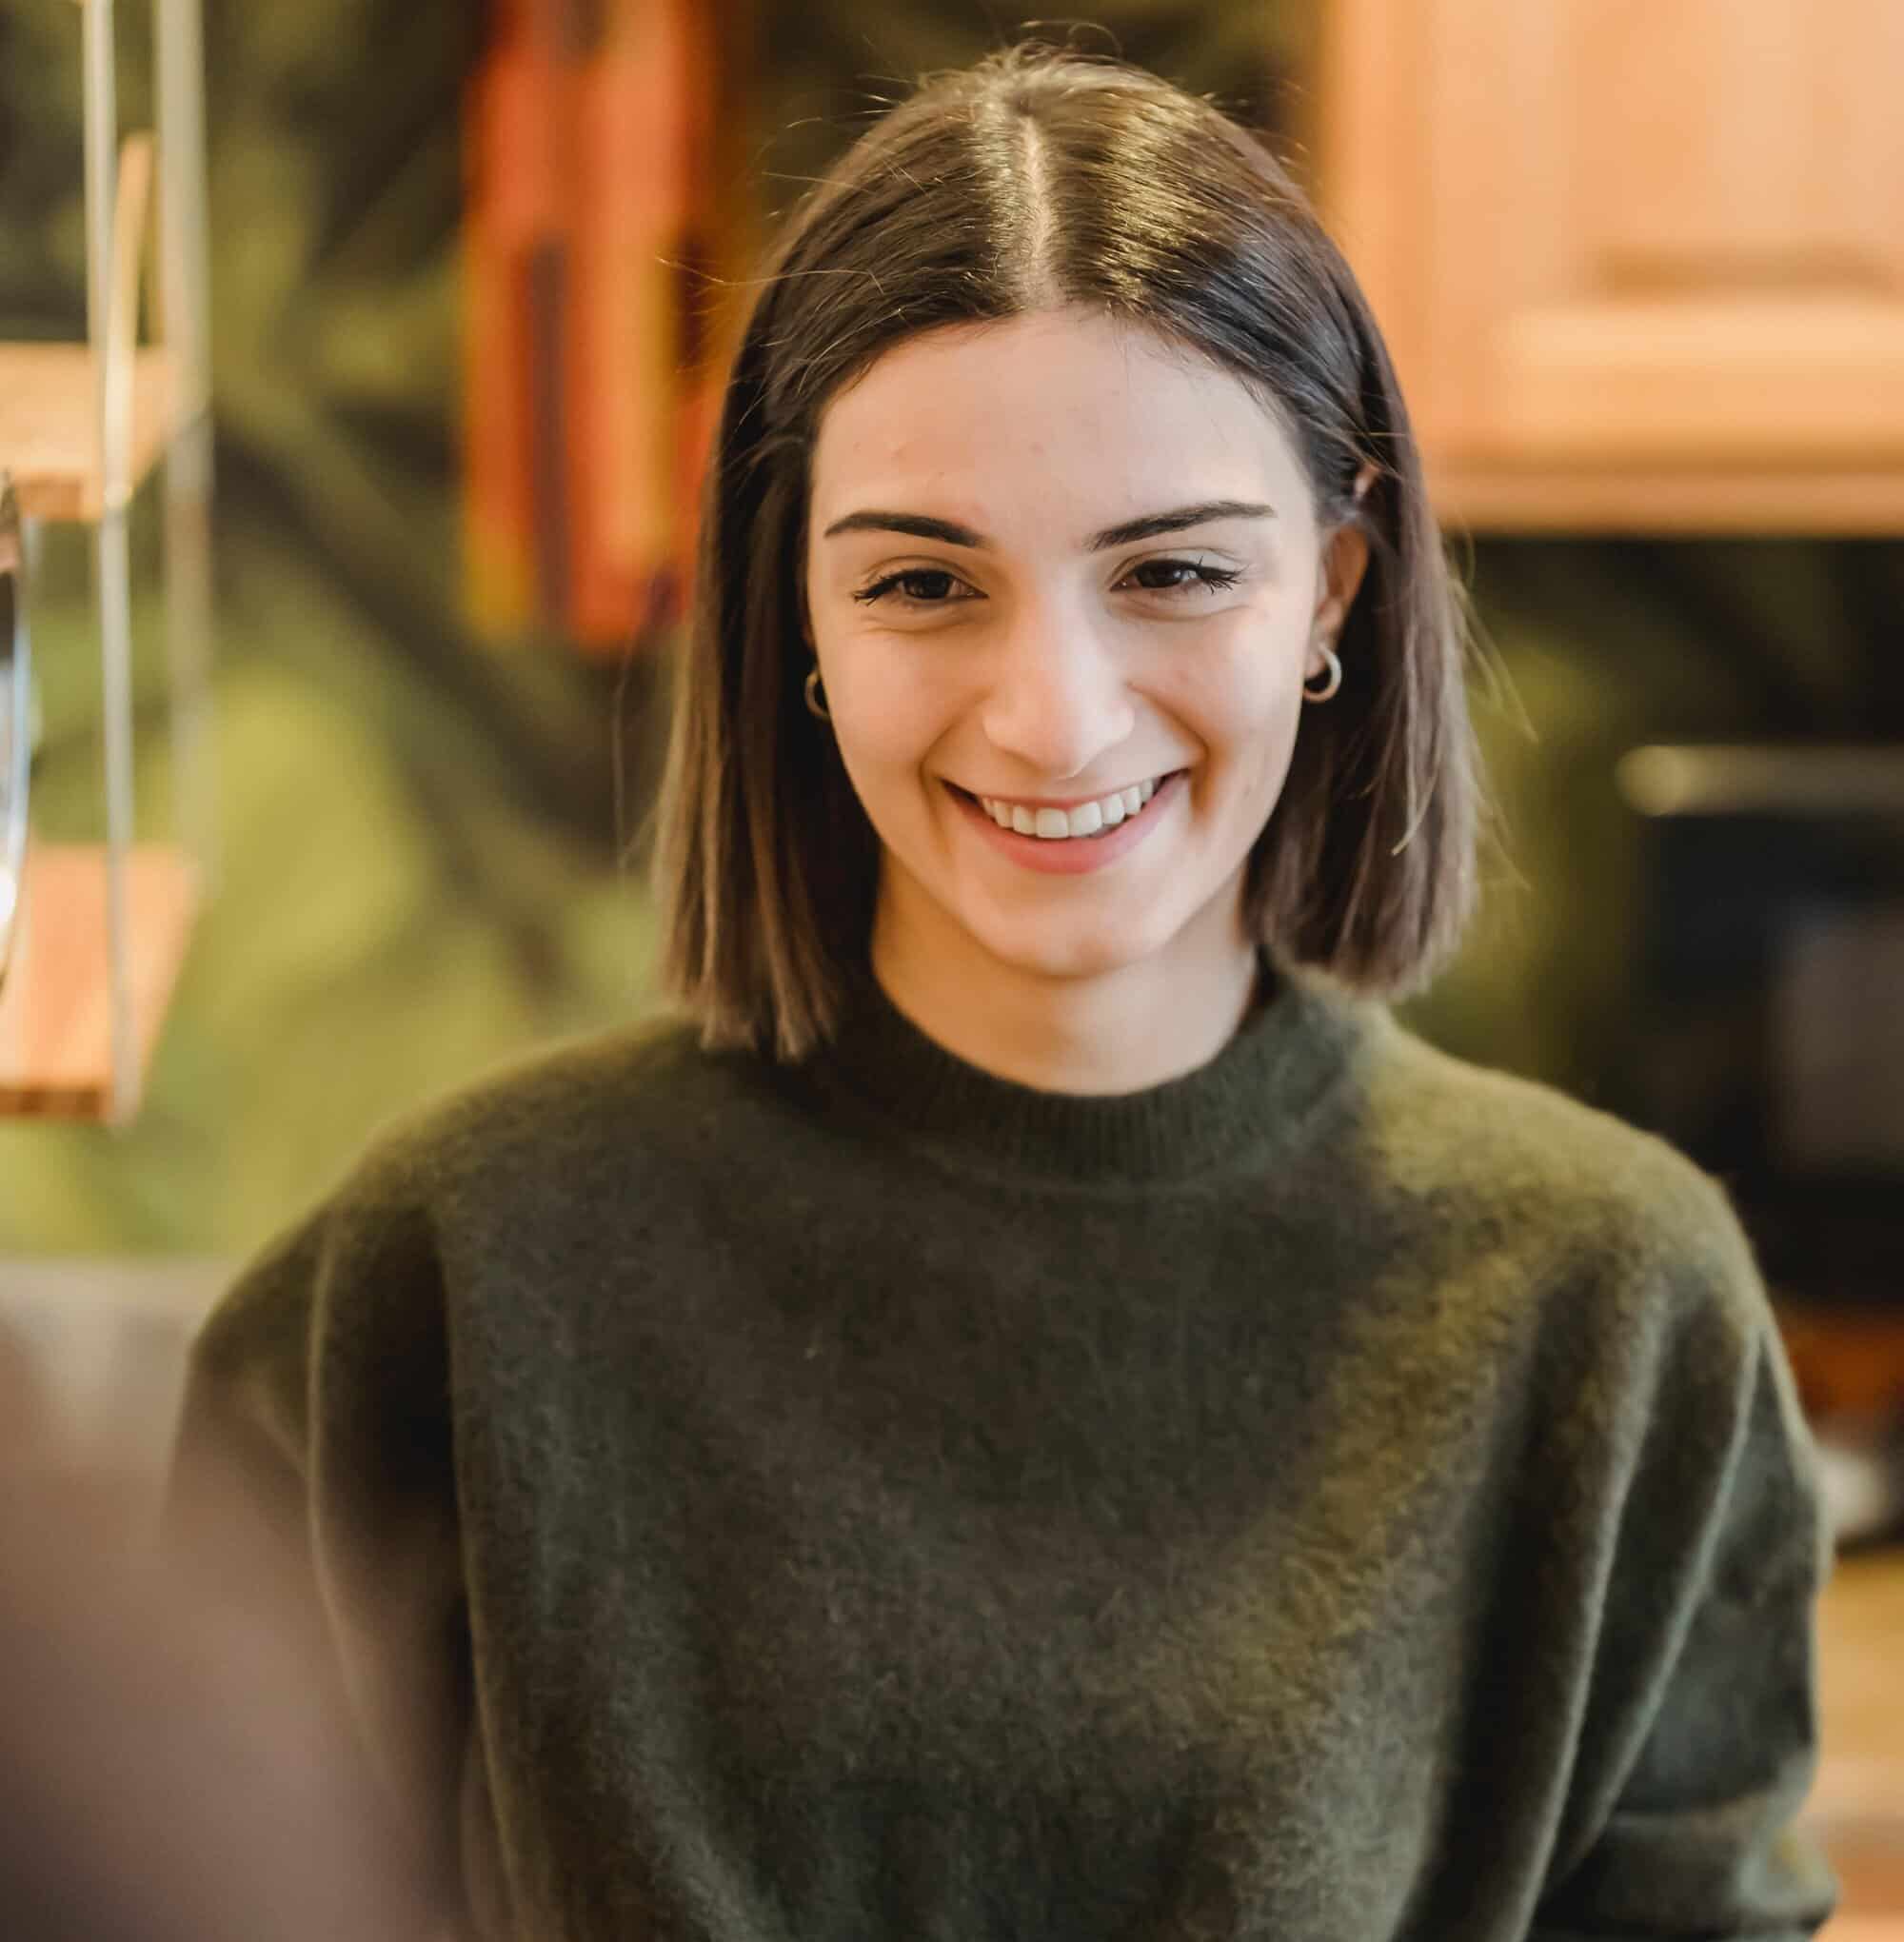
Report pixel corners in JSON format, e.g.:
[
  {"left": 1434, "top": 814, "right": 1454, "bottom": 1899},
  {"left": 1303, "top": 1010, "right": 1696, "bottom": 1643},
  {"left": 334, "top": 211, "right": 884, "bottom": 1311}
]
[{"left": 653, "top": 43, "right": 1481, "bottom": 1061}]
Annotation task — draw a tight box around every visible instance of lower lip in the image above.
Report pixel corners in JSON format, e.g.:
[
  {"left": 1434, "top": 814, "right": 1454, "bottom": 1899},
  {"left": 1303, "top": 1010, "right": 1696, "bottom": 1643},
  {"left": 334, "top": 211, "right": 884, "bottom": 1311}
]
[{"left": 948, "top": 772, "right": 1185, "bottom": 876}]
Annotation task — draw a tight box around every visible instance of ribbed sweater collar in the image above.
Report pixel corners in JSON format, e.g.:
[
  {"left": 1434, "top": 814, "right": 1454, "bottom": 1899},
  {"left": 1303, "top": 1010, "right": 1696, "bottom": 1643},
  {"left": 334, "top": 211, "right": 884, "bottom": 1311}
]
[{"left": 805, "top": 958, "right": 1376, "bottom": 1187}]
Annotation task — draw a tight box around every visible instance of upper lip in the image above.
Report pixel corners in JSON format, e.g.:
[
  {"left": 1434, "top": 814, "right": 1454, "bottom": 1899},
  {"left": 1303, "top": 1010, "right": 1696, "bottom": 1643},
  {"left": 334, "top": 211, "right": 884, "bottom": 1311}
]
[{"left": 961, "top": 773, "right": 1175, "bottom": 809}]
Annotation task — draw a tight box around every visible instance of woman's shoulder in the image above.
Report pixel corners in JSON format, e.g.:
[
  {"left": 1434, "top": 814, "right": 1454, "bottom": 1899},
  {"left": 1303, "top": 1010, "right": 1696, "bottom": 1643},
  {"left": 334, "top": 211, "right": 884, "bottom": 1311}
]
[
  {"left": 345, "top": 1006, "right": 779, "bottom": 1202},
  {"left": 1352, "top": 1004, "right": 1767, "bottom": 1337},
  {"left": 196, "top": 1013, "right": 771, "bottom": 1361}
]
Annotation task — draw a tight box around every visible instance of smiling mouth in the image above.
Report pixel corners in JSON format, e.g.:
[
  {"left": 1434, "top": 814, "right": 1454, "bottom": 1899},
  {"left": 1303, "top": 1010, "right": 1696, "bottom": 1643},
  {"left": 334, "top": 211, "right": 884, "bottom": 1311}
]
[{"left": 950, "top": 772, "right": 1182, "bottom": 841}]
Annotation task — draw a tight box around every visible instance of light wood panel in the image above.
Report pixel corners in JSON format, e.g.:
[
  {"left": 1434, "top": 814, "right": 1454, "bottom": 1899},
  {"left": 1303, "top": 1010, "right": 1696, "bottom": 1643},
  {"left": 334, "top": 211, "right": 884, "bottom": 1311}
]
[
  {"left": 0, "top": 842, "right": 198, "bottom": 1120},
  {"left": 0, "top": 344, "right": 179, "bottom": 524},
  {"left": 1316, "top": 0, "right": 1904, "bottom": 532}
]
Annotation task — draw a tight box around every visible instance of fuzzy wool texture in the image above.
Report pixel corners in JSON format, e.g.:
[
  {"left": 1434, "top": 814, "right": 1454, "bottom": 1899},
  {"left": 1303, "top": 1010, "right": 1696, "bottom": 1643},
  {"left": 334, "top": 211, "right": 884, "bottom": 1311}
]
[{"left": 169, "top": 965, "right": 1840, "bottom": 1941}]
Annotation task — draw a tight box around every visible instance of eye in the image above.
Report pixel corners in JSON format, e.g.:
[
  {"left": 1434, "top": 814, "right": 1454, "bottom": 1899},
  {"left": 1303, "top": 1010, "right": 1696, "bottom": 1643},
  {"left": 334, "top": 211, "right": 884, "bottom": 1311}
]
[
  {"left": 852, "top": 567, "right": 977, "bottom": 608},
  {"left": 1120, "top": 558, "right": 1244, "bottom": 597}
]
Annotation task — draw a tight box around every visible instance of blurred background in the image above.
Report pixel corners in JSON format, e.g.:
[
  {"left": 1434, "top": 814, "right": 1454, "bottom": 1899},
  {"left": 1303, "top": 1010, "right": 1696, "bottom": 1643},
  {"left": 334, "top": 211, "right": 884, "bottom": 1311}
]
[{"left": 1, "top": 0, "right": 1900, "bottom": 1928}]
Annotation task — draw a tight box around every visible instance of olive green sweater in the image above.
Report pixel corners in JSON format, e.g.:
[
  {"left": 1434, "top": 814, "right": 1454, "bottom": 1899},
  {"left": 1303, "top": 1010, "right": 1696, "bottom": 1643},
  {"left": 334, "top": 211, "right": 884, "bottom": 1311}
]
[{"left": 169, "top": 964, "right": 1839, "bottom": 1940}]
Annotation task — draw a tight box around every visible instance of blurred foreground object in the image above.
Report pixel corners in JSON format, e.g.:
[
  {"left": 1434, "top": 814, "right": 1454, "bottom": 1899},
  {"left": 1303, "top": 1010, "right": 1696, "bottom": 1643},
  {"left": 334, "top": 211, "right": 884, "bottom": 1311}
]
[{"left": 0, "top": 1338, "right": 431, "bottom": 1942}]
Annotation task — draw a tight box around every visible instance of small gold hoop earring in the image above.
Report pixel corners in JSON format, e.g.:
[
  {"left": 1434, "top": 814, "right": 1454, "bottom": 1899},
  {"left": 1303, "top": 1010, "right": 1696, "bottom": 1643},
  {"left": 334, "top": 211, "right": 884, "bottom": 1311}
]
[
  {"left": 1302, "top": 642, "right": 1342, "bottom": 704},
  {"left": 803, "top": 664, "right": 831, "bottom": 722}
]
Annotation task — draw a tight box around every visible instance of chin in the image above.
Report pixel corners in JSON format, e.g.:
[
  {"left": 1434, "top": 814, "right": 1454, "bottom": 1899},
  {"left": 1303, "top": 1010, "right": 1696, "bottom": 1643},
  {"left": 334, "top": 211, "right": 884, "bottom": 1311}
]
[{"left": 973, "top": 908, "right": 1181, "bottom": 985}]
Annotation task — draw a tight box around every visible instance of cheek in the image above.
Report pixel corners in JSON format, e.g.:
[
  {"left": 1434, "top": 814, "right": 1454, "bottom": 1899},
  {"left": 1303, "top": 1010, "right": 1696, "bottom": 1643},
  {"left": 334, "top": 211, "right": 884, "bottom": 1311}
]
[
  {"left": 1161, "top": 624, "right": 1305, "bottom": 775},
  {"left": 1218, "top": 704, "right": 1304, "bottom": 840},
  {"left": 823, "top": 652, "right": 960, "bottom": 805}
]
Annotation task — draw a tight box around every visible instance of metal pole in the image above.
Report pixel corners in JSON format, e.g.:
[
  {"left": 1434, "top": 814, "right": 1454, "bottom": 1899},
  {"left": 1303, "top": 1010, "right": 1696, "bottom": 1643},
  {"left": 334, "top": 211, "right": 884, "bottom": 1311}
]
[
  {"left": 0, "top": 483, "right": 29, "bottom": 1001},
  {"left": 154, "top": 0, "right": 210, "bottom": 416},
  {"left": 81, "top": 3, "right": 116, "bottom": 388},
  {"left": 83, "top": 0, "right": 141, "bottom": 1124},
  {"left": 163, "top": 417, "right": 216, "bottom": 890},
  {"left": 97, "top": 501, "right": 137, "bottom": 1122},
  {"left": 157, "top": 0, "right": 218, "bottom": 889}
]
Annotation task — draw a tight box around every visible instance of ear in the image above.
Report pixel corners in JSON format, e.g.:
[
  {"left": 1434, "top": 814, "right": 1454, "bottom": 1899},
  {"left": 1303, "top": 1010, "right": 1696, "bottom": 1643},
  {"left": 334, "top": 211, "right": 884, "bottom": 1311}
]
[
  {"left": 1311, "top": 465, "right": 1377, "bottom": 638},
  {"left": 1313, "top": 518, "right": 1371, "bottom": 640}
]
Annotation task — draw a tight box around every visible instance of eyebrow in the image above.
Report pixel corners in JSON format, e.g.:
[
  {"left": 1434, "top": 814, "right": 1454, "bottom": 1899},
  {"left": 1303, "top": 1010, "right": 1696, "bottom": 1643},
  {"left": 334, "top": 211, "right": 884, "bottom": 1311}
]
[{"left": 819, "top": 499, "right": 1277, "bottom": 552}]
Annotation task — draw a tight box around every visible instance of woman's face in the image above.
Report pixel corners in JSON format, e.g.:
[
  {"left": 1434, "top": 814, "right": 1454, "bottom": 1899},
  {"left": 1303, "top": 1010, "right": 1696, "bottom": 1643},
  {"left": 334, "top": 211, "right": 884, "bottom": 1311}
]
[{"left": 803, "top": 307, "right": 1368, "bottom": 992}]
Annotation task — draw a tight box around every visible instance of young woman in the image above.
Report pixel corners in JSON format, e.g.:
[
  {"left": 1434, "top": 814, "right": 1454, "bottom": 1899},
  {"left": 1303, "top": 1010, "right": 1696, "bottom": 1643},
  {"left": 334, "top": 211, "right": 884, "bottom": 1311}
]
[{"left": 171, "top": 45, "right": 1839, "bottom": 1942}]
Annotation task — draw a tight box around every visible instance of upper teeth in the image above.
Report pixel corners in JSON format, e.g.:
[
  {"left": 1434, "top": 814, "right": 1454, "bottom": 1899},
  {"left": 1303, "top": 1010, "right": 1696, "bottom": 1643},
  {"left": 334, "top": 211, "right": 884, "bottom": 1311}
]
[{"left": 977, "top": 777, "right": 1161, "bottom": 839}]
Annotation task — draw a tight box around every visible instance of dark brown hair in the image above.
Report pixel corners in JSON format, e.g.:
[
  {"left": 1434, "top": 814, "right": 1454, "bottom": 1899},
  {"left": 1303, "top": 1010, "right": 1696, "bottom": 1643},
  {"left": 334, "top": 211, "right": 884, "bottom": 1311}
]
[{"left": 653, "top": 43, "right": 1481, "bottom": 1060}]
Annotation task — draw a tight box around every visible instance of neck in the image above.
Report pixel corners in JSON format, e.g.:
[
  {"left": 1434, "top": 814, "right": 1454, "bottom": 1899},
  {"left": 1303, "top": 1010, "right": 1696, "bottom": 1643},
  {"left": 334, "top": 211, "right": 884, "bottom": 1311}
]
[{"left": 867, "top": 881, "right": 1264, "bottom": 1097}]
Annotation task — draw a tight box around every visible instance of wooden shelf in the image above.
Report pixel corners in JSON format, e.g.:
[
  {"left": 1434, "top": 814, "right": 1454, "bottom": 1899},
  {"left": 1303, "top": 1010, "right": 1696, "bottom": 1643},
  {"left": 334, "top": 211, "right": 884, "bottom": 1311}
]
[
  {"left": 0, "top": 842, "right": 198, "bottom": 1120},
  {"left": 0, "top": 342, "right": 181, "bottom": 524}
]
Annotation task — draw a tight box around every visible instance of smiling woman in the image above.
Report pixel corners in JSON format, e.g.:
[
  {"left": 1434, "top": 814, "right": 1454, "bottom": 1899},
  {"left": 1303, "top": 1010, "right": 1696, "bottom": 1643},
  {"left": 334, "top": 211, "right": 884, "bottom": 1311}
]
[
  {"left": 655, "top": 51, "right": 1476, "bottom": 1069},
  {"left": 799, "top": 308, "right": 1375, "bottom": 1088},
  {"left": 169, "top": 41, "right": 1841, "bottom": 1942}
]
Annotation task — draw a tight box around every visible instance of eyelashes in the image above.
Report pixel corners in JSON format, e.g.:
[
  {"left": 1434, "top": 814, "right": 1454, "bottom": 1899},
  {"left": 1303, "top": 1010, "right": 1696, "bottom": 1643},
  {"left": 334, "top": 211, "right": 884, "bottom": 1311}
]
[{"left": 851, "top": 559, "right": 1245, "bottom": 609}]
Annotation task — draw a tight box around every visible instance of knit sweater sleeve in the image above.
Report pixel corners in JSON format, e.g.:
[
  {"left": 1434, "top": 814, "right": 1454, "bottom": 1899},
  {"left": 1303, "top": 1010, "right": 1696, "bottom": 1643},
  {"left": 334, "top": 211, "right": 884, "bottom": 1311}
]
[
  {"left": 163, "top": 1135, "right": 466, "bottom": 1934},
  {"left": 1528, "top": 1167, "right": 1840, "bottom": 1940}
]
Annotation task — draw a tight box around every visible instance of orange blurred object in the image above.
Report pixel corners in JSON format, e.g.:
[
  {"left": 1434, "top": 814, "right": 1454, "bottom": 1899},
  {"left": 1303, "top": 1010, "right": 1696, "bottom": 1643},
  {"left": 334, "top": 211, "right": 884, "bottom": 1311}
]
[{"left": 464, "top": 0, "right": 738, "bottom": 652}]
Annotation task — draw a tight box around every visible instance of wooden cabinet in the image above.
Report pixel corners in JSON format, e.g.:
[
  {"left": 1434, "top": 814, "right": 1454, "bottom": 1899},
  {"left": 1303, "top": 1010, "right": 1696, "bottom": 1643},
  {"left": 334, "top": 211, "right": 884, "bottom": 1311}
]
[{"left": 1314, "top": 0, "right": 1904, "bottom": 531}]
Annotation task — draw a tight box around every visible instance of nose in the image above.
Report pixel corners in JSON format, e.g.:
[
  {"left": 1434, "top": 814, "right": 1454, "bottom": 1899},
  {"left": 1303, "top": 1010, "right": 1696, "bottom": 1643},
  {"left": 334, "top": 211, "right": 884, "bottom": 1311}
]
[{"left": 980, "top": 610, "right": 1136, "bottom": 783}]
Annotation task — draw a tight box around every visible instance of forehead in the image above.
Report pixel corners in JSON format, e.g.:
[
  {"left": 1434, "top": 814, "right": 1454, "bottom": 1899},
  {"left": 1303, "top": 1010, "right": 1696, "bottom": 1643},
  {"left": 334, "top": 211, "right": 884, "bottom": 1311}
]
[{"left": 808, "top": 308, "right": 1310, "bottom": 534}]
